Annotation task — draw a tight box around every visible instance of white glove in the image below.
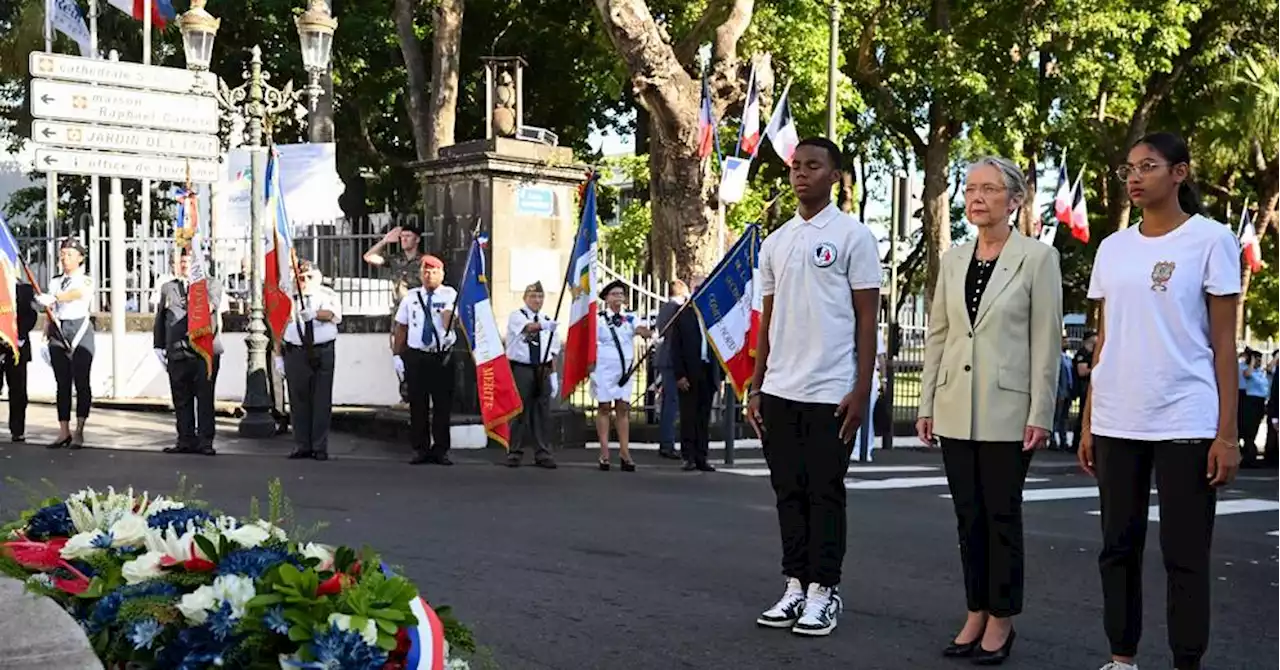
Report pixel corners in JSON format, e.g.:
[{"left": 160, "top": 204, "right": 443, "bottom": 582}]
[
  {"left": 154, "top": 348, "right": 167, "bottom": 367},
  {"left": 273, "top": 355, "right": 286, "bottom": 376},
  {"left": 39, "top": 345, "right": 51, "bottom": 366},
  {"left": 541, "top": 320, "right": 557, "bottom": 332},
  {"left": 35, "top": 293, "right": 55, "bottom": 308},
  {"left": 298, "top": 308, "right": 316, "bottom": 322},
  {"left": 393, "top": 355, "right": 405, "bottom": 375},
  {"left": 549, "top": 373, "right": 560, "bottom": 398}
]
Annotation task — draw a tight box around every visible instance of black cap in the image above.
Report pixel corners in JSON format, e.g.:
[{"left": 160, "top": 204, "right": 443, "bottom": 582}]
[
  {"left": 59, "top": 237, "right": 87, "bottom": 256},
  {"left": 598, "top": 279, "right": 627, "bottom": 300}
]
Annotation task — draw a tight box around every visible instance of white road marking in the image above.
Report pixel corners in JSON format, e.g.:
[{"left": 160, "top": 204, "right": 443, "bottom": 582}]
[
  {"left": 848, "top": 476, "right": 1049, "bottom": 490},
  {"left": 1087, "top": 498, "right": 1280, "bottom": 521},
  {"left": 719, "top": 464, "right": 939, "bottom": 477},
  {"left": 1268, "top": 530, "right": 1278, "bottom": 537}
]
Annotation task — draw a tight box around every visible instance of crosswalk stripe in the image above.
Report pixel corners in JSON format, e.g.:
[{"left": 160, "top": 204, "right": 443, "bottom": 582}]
[
  {"left": 940, "top": 486, "right": 1099, "bottom": 502},
  {"left": 718, "top": 464, "right": 939, "bottom": 477},
  {"left": 847, "top": 476, "right": 1049, "bottom": 490},
  {"left": 1087, "top": 498, "right": 1279, "bottom": 522},
  {"left": 1269, "top": 530, "right": 1278, "bottom": 537}
]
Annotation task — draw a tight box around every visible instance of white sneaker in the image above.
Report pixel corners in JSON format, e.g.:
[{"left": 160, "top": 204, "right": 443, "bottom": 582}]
[
  {"left": 791, "top": 583, "right": 842, "bottom": 636},
  {"left": 755, "top": 578, "right": 806, "bottom": 628},
  {"left": 1099, "top": 663, "right": 1139, "bottom": 670}
]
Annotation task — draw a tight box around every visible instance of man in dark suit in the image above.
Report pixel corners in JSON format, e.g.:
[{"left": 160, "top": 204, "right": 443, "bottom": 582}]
[
  {"left": 654, "top": 280, "right": 689, "bottom": 460},
  {"left": 1, "top": 282, "right": 38, "bottom": 442},
  {"left": 1265, "top": 351, "right": 1278, "bottom": 468},
  {"left": 670, "top": 276, "right": 717, "bottom": 472}
]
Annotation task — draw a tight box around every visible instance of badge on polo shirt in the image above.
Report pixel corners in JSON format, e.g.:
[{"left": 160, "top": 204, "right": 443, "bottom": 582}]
[{"left": 813, "top": 242, "right": 837, "bottom": 268}]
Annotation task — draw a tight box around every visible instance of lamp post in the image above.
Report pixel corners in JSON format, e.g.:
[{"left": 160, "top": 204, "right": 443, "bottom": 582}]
[{"left": 178, "top": 0, "right": 337, "bottom": 438}]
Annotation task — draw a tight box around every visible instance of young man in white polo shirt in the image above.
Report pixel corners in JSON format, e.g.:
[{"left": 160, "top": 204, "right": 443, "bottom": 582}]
[{"left": 748, "top": 137, "right": 882, "bottom": 637}]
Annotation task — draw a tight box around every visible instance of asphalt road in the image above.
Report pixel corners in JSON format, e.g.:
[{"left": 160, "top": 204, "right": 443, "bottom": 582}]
[{"left": 0, "top": 425, "right": 1275, "bottom": 670}]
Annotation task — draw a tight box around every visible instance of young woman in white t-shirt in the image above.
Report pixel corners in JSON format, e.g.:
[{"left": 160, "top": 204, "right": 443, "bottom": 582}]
[{"left": 1079, "top": 132, "right": 1241, "bottom": 670}]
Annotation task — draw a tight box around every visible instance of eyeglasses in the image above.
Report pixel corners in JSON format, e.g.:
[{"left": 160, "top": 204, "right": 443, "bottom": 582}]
[
  {"left": 1115, "top": 161, "right": 1177, "bottom": 181},
  {"left": 963, "top": 184, "right": 1007, "bottom": 197}
]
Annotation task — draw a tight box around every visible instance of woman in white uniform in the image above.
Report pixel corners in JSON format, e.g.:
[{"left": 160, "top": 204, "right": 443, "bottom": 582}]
[
  {"left": 592, "top": 279, "right": 651, "bottom": 471},
  {"left": 37, "top": 238, "right": 95, "bottom": 449}
]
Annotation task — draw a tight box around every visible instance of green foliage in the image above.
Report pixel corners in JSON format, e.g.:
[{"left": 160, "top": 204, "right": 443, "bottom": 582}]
[{"left": 1246, "top": 232, "right": 1278, "bottom": 340}]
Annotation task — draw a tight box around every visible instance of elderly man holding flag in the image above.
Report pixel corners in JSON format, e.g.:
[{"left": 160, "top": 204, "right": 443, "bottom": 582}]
[{"left": 154, "top": 212, "right": 225, "bottom": 456}]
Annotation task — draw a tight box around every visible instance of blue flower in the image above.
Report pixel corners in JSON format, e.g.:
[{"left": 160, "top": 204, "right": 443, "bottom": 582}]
[
  {"left": 25, "top": 503, "right": 73, "bottom": 539},
  {"left": 146, "top": 508, "right": 213, "bottom": 532},
  {"left": 263, "top": 606, "right": 290, "bottom": 635},
  {"left": 128, "top": 618, "right": 163, "bottom": 650},
  {"left": 67, "top": 559, "right": 97, "bottom": 579},
  {"left": 218, "top": 547, "right": 300, "bottom": 580},
  {"left": 207, "top": 601, "right": 238, "bottom": 641},
  {"left": 90, "top": 531, "right": 114, "bottom": 549},
  {"left": 86, "top": 582, "right": 179, "bottom": 635},
  {"left": 153, "top": 624, "right": 233, "bottom": 670},
  {"left": 311, "top": 624, "right": 387, "bottom": 670}
]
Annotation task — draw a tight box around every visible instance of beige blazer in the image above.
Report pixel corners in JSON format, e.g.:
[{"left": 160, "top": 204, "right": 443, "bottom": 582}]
[{"left": 917, "top": 231, "right": 1063, "bottom": 442}]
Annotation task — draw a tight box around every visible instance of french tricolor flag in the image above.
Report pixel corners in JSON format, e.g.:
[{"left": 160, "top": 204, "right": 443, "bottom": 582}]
[
  {"left": 106, "top": 0, "right": 176, "bottom": 28},
  {"left": 263, "top": 149, "right": 295, "bottom": 344},
  {"left": 457, "top": 235, "right": 523, "bottom": 447},
  {"left": 692, "top": 225, "right": 761, "bottom": 397},
  {"left": 1239, "top": 209, "right": 1264, "bottom": 273},
  {"left": 559, "top": 175, "right": 600, "bottom": 399}
]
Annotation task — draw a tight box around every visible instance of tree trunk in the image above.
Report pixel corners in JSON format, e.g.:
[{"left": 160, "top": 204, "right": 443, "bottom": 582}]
[
  {"left": 1018, "top": 143, "right": 1039, "bottom": 236},
  {"left": 593, "top": 0, "right": 754, "bottom": 281},
  {"left": 837, "top": 170, "right": 856, "bottom": 213},
  {"left": 857, "top": 153, "right": 870, "bottom": 223},
  {"left": 920, "top": 109, "right": 953, "bottom": 309},
  {"left": 426, "top": 0, "right": 464, "bottom": 159},
  {"left": 393, "top": 0, "right": 431, "bottom": 161}
]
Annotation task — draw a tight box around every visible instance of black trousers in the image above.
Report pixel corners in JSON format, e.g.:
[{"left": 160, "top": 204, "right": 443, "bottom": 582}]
[
  {"left": 51, "top": 347, "right": 93, "bottom": 422},
  {"left": 510, "top": 362, "right": 552, "bottom": 458},
  {"left": 1095, "top": 436, "right": 1216, "bottom": 669},
  {"left": 404, "top": 349, "right": 454, "bottom": 456},
  {"left": 0, "top": 344, "right": 29, "bottom": 437},
  {"left": 940, "top": 439, "right": 1033, "bottom": 617},
  {"left": 284, "top": 343, "right": 336, "bottom": 455},
  {"left": 761, "top": 393, "right": 854, "bottom": 587},
  {"left": 168, "top": 355, "right": 220, "bottom": 447},
  {"left": 1239, "top": 395, "right": 1266, "bottom": 464},
  {"left": 678, "top": 366, "right": 715, "bottom": 465}
]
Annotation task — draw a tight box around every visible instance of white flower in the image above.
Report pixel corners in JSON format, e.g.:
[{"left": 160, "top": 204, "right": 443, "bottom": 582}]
[
  {"left": 207, "top": 516, "right": 240, "bottom": 535},
  {"left": 137, "top": 494, "right": 185, "bottom": 518},
  {"left": 143, "top": 525, "right": 199, "bottom": 563},
  {"left": 210, "top": 574, "right": 256, "bottom": 618},
  {"left": 223, "top": 523, "right": 269, "bottom": 548},
  {"left": 60, "top": 530, "right": 107, "bottom": 559},
  {"left": 176, "top": 575, "right": 256, "bottom": 625},
  {"left": 327, "top": 613, "right": 378, "bottom": 647},
  {"left": 65, "top": 487, "right": 135, "bottom": 534},
  {"left": 253, "top": 520, "right": 289, "bottom": 541},
  {"left": 27, "top": 573, "right": 53, "bottom": 589},
  {"left": 300, "top": 543, "right": 334, "bottom": 571},
  {"left": 109, "top": 514, "right": 149, "bottom": 548},
  {"left": 177, "top": 585, "right": 217, "bottom": 624},
  {"left": 121, "top": 551, "right": 166, "bottom": 584}
]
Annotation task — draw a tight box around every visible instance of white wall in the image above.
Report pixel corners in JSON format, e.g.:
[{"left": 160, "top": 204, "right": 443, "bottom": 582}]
[{"left": 24, "top": 333, "right": 403, "bottom": 406}]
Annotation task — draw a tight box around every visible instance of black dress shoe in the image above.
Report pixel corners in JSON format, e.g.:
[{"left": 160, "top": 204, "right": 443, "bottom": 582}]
[
  {"left": 696, "top": 462, "right": 716, "bottom": 472},
  {"left": 288, "top": 450, "right": 314, "bottom": 460},
  {"left": 436, "top": 455, "right": 453, "bottom": 466},
  {"left": 11, "top": 435, "right": 24, "bottom": 443},
  {"left": 970, "top": 628, "right": 1015, "bottom": 666},
  {"left": 658, "top": 449, "right": 681, "bottom": 460},
  {"left": 942, "top": 639, "right": 981, "bottom": 658},
  {"left": 163, "top": 444, "right": 197, "bottom": 454},
  {"left": 47, "top": 437, "right": 71, "bottom": 450},
  {"left": 682, "top": 461, "right": 697, "bottom": 471},
  {"left": 506, "top": 456, "right": 522, "bottom": 467},
  {"left": 534, "top": 458, "right": 557, "bottom": 469},
  {"left": 410, "top": 453, "right": 431, "bottom": 465},
  {"left": 312, "top": 452, "right": 329, "bottom": 461}
]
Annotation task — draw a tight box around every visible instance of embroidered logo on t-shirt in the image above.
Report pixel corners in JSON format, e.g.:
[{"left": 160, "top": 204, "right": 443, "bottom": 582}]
[
  {"left": 1150, "top": 261, "right": 1176, "bottom": 292},
  {"left": 813, "top": 242, "right": 837, "bottom": 268}
]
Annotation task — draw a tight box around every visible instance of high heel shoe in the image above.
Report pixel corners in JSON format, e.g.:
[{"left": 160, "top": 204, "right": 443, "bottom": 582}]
[
  {"left": 942, "top": 637, "right": 981, "bottom": 658},
  {"left": 620, "top": 459, "right": 636, "bottom": 472},
  {"left": 47, "top": 436, "right": 72, "bottom": 450},
  {"left": 598, "top": 458, "right": 611, "bottom": 471},
  {"left": 970, "top": 628, "right": 1015, "bottom": 666}
]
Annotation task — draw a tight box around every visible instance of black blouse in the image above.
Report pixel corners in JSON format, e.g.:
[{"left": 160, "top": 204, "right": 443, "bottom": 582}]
[{"left": 965, "top": 254, "right": 999, "bottom": 325}]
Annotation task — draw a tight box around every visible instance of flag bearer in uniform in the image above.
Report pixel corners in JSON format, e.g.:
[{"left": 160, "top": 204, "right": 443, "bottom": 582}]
[
  {"left": 504, "top": 281, "right": 559, "bottom": 468},
  {"left": 592, "top": 279, "right": 651, "bottom": 472},
  {"left": 747, "top": 138, "right": 881, "bottom": 637},
  {"left": 0, "top": 282, "right": 37, "bottom": 442},
  {"left": 37, "top": 238, "right": 96, "bottom": 450},
  {"left": 154, "top": 244, "right": 225, "bottom": 456},
  {"left": 393, "top": 255, "right": 458, "bottom": 465},
  {"left": 283, "top": 261, "right": 342, "bottom": 461}
]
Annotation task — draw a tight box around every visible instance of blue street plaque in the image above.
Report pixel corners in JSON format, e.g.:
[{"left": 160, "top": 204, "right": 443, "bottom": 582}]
[{"left": 516, "top": 186, "right": 556, "bottom": 217}]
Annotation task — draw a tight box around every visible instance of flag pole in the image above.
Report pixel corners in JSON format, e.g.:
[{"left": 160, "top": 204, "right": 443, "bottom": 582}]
[
  {"left": 617, "top": 199, "right": 776, "bottom": 387},
  {"left": 43, "top": 0, "right": 58, "bottom": 292},
  {"left": 88, "top": 0, "right": 101, "bottom": 312},
  {"left": 443, "top": 217, "right": 485, "bottom": 338},
  {"left": 539, "top": 170, "right": 596, "bottom": 367}
]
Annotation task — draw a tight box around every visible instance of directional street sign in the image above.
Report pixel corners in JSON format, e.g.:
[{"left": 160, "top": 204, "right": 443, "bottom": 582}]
[
  {"left": 32, "top": 120, "right": 220, "bottom": 160},
  {"left": 30, "top": 79, "right": 219, "bottom": 134},
  {"left": 28, "top": 51, "right": 216, "bottom": 95},
  {"left": 34, "top": 148, "right": 220, "bottom": 183}
]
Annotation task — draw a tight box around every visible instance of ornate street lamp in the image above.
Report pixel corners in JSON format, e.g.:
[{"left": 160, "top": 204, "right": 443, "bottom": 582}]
[
  {"left": 295, "top": 0, "right": 338, "bottom": 110},
  {"left": 178, "top": 0, "right": 334, "bottom": 438}
]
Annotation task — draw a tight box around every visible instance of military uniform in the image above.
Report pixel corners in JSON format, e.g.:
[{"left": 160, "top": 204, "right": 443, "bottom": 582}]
[
  {"left": 284, "top": 268, "right": 342, "bottom": 461},
  {"left": 153, "top": 274, "right": 225, "bottom": 455},
  {"left": 504, "top": 282, "right": 559, "bottom": 467},
  {"left": 0, "top": 283, "right": 37, "bottom": 441}
]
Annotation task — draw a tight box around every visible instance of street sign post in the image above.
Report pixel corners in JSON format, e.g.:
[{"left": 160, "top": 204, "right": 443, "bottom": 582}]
[
  {"left": 32, "top": 120, "right": 220, "bottom": 159},
  {"left": 28, "top": 51, "right": 216, "bottom": 95},
  {"left": 30, "top": 79, "right": 219, "bottom": 134},
  {"left": 33, "top": 148, "right": 220, "bottom": 183}
]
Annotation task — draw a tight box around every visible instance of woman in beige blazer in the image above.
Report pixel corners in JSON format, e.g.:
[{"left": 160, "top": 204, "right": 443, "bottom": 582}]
[{"left": 916, "top": 156, "right": 1063, "bottom": 665}]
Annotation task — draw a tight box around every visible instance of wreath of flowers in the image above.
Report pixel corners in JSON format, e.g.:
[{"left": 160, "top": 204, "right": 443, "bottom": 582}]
[{"left": 0, "top": 479, "right": 476, "bottom": 670}]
